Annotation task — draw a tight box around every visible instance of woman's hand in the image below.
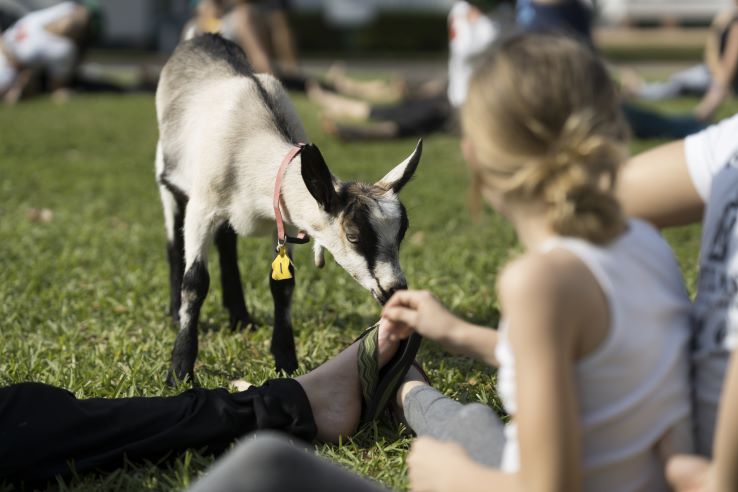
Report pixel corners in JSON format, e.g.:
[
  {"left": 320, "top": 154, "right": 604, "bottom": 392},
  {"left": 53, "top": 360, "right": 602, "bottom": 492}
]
[
  {"left": 667, "top": 455, "right": 714, "bottom": 492},
  {"left": 381, "top": 290, "right": 462, "bottom": 344},
  {"left": 407, "top": 437, "right": 474, "bottom": 492},
  {"left": 382, "top": 289, "right": 501, "bottom": 366}
]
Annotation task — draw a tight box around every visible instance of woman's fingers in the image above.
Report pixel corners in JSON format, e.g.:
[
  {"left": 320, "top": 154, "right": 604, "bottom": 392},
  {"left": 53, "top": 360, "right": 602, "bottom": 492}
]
[
  {"left": 383, "top": 289, "right": 432, "bottom": 311},
  {"left": 382, "top": 306, "right": 419, "bottom": 330}
]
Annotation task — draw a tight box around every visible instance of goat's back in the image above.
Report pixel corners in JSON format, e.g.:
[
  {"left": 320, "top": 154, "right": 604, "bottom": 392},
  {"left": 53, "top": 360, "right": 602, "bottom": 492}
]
[
  {"left": 155, "top": 34, "right": 307, "bottom": 198},
  {"left": 159, "top": 33, "right": 252, "bottom": 96}
]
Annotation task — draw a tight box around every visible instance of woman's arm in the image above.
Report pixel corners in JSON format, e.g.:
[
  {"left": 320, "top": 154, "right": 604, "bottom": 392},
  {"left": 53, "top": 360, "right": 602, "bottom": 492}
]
[
  {"left": 667, "top": 351, "right": 738, "bottom": 492},
  {"left": 498, "top": 253, "right": 586, "bottom": 492},
  {"left": 696, "top": 23, "right": 738, "bottom": 121},
  {"left": 616, "top": 139, "right": 704, "bottom": 228},
  {"left": 711, "top": 351, "right": 738, "bottom": 490},
  {"left": 404, "top": 253, "right": 591, "bottom": 492},
  {"left": 704, "top": 10, "right": 731, "bottom": 74},
  {"left": 382, "top": 290, "right": 500, "bottom": 367}
]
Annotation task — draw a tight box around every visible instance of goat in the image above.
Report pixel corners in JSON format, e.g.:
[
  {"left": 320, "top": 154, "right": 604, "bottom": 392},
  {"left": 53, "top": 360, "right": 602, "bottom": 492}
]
[{"left": 155, "top": 34, "right": 422, "bottom": 384}]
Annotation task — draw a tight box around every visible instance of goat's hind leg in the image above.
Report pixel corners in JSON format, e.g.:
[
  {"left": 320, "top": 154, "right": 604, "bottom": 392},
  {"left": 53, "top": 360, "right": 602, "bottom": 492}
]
[
  {"left": 160, "top": 184, "right": 186, "bottom": 325},
  {"left": 215, "top": 223, "right": 252, "bottom": 330},
  {"left": 269, "top": 243, "right": 298, "bottom": 374},
  {"left": 167, "top": 202, "right": 216, "bottom": 386}
]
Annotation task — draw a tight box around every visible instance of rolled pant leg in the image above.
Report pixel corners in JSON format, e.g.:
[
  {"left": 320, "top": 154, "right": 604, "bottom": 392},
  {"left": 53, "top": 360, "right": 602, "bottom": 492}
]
[
  {"left": 403, "top": 385, "right": 505, "bottom": 467},
  {"left": 0, "top": 379, "right": 316, "bottom": 486},
  {"left": 189, "top": 431, "right": 390, "bottom": 492}
]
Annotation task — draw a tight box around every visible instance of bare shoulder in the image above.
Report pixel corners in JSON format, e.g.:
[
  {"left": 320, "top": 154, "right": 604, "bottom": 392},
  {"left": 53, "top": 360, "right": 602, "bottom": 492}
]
[
  {"left": 497, "top": 249, "right": 604, "bottom": 342},
  {"left": 498, "top": 249, "right": 596, "bottom": 307}
]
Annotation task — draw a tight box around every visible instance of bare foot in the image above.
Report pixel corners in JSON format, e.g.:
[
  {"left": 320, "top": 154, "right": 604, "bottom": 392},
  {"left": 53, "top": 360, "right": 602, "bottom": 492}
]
[
  {"left": 305, "top": 79, "right": 323, "bottom": 103},
  {"left": 296, "top": 319, "right": 399, "bottom": 443},
  {"left": 325, "top": 62, "right": 346, "bottom": 86},
  {"left": 306, "top": 80, "right": 370, "bottom": 120}
]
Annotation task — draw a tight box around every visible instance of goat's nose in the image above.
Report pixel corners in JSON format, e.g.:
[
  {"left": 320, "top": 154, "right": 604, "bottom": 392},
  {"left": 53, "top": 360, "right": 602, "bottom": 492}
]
[{"left": 383, "top": 282, "right": 407, "bottom": 303}]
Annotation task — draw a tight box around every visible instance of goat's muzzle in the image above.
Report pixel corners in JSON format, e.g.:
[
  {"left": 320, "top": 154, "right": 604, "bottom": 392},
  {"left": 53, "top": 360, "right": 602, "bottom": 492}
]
[{"left": 373, "top": 282, "right": 407, "bottom": 306}]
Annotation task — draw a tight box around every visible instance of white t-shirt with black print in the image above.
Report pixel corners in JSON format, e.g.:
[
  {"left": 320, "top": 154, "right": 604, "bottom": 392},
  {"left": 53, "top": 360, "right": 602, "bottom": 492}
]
[{"left": 684, "top": 112, "right": 738, "bottom": 455}]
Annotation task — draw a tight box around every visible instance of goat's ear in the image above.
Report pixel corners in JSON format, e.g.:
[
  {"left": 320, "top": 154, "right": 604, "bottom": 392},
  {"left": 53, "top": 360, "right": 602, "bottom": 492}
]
[
  {"left": 376, "top": 139, "right": 422, "bottom": 194},
  {"left": 301, "top": 144, "right": 338, "bottom": 213}
]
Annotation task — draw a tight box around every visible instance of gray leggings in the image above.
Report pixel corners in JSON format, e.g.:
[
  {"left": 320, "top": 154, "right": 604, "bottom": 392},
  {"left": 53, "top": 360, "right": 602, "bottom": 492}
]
[{"left": 188, "top": 385, "right": 505, "bottom": 492}]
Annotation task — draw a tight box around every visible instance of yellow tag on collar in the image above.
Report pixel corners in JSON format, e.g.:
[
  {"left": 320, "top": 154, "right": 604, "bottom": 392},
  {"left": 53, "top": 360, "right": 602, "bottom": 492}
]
[{"left": 271, "top": 246, "right": 293, "bottom": 281}]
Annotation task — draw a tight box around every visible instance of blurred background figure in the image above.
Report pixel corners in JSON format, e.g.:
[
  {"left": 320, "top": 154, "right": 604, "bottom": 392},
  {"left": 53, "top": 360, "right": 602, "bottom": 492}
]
[
  {"left": 624, "top": 0, "right": 738, "bottom": 121},
  {"left": 182, "top": 0, "right": 298, "bottom": 77},
  {"left": 0, "top": 0, "right": 158, "bottom": 105},
  {"left": 516, "top": 0, "right": 593, "bottom": 44},
  {"left": 0, "top": 1, "right": 89, "bottom": 104},
  {"left": 181, "top": 0, "right": 401, "bottom": 97},
  {"left": 308, "top": 0, "right": 511, "bottom": 141}
]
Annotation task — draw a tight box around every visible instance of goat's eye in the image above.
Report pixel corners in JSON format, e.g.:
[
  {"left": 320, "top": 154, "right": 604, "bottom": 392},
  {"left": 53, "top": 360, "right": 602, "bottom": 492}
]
[{"left": 346, "top": 232, "right": 359, "bottom": 244}]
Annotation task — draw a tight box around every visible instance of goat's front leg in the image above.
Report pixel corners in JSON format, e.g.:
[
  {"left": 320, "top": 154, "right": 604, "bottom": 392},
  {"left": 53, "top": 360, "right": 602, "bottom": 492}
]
[
  {"left": 214, "top": 223, "right": 252, "bottom": 330},
  {"left": 167, "top": 202, "right": 215, "bottom": 386},
  {"left": 269, "top": 244, "right": 298, "bottom": 374}
]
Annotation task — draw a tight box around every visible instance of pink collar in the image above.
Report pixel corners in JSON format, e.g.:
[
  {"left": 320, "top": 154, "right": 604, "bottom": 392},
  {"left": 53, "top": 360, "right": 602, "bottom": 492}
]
[{"left": 273, "top": 144, "right": 309, "bottom": 247}]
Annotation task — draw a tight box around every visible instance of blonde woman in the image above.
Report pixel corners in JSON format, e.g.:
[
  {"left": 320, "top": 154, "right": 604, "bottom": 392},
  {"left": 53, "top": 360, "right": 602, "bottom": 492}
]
[
  {"left": 383, "top": 33, "right": 693, "bottom": 492},
  {"left": 185, "top": 33, "right": 693, "bottom": 492}
]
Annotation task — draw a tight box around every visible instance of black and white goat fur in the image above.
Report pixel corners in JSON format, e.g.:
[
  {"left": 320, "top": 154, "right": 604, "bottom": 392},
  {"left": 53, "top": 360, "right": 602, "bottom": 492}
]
[{"left": 155, "top": 34, "right": 422, "bottom": 384}]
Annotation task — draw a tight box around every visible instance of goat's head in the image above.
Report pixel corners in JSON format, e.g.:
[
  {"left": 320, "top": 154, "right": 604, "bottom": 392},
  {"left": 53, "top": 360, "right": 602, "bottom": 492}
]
[{"left": 300, "top": 139, "right": 422, "bottom": 305}]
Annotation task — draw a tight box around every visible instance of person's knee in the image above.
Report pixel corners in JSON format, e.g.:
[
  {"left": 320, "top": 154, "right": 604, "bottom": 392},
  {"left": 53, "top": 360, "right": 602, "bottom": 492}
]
[
  {"left": 456, "top": 403, "right": 497, "bottom": 425},
  {"left": 233, "top": 431, "right": 306, "bottom": 470},
  {"left": 190, "top": 432, "right": 311, "bottom": 492},
  {"left": 441, "top": 403, "right": 500, "bottom": 442}
]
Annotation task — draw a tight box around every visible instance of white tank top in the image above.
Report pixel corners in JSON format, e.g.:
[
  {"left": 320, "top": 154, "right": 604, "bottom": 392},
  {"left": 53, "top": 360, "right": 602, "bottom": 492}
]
[{"left": 495, "top": 219, "right": 692, "bottom": 492}]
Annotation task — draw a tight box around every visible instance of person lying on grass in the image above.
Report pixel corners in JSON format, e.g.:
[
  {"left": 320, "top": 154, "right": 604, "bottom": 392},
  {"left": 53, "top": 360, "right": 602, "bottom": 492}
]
[
  {"left": 185, "top": 32, "right": 694, "bottom": 492},
  {"left": 616, "top": 112, "right": 738, "bottom": 492},
  {"left": 0, "top": 318, "right": 419, "bottom": 488}
]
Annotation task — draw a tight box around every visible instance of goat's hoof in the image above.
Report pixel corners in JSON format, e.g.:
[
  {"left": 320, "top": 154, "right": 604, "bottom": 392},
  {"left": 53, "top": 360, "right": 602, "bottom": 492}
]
[
  {"left": 228, "top": 312, "right": 253, "bottom": 331},
  {"left": 273, "top": 354, "right": 298, "bottom": 375},
  {"left": 166, "top": 367, "right": 194, "bottom": 387}
]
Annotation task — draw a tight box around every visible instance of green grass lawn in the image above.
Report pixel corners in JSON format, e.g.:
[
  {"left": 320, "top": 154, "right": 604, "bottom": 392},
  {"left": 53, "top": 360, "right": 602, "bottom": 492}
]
[{"left": 0, "top": 91, "right": 736, "bottom": 491}]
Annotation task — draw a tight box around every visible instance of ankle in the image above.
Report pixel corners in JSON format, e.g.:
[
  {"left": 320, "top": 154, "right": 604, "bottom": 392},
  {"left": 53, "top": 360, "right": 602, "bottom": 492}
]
[{"left": 396, "top": 379, "right": 426, "bottom": 409}]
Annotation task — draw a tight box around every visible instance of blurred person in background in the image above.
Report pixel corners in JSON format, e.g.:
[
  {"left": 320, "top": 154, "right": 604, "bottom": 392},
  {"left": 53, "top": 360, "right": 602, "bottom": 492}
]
[
  {"left": 182, "top": 0, "right": 297, "bottom": 77},
  {"left": 513, "top": 0, "right": 707, "bottom": 138},
  {"left": 0, "top": 0, "right": 89, "bottom": 104},
  {"left": 308, "top": 0, "right": 510, "bottom": 141},
  {"left": 0, "top": 0, "right": 155, "bottom": 105},
  {"left": 183, "top": 0, "right": 398, "bottom": 98},
  {"left": 624, "top": 1, "right": 738, "bottom": 122},
  {"left": 515, "top": 0, "right": 593, "bottom": 45}
]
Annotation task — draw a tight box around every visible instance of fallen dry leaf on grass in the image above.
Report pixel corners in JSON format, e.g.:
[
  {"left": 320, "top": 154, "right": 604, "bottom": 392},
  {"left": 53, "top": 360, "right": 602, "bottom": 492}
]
[{"left": 26, "top": 208, "right": 54, "bottom": 223}]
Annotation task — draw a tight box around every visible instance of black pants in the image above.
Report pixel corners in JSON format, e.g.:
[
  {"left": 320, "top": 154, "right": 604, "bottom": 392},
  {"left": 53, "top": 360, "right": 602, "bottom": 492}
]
[
  {"left": 369, "top": 94, "right": 451, "bottom": 137},
  {"left": 0, "top": 380, "right": 316, "bottom": 487}
]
